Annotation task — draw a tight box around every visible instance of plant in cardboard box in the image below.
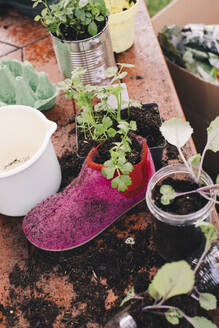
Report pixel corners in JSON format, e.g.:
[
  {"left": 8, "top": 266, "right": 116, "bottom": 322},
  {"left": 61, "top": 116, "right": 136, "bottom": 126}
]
[
  {"left": 158, "top": 24, "right": 219, "bottom": 85},
  {"left": 104, "top": 223, "right": 218, "bottom": 328},
  {"left": 32, "top": 0, "right": 115, "bottom": 83},
  {"left": 146, "top": 117, "right": 219, "bottom": 262},
  {"left": 59, "top": 64, "right": 165, "bottom": 168}
]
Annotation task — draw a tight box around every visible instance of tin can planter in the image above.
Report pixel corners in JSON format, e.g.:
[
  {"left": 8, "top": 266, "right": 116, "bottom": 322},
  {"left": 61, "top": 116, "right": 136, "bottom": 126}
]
[
  {"left": 50, "top": 20, "right": 115, "bottom": 84},
  {"left": 145, "top": 163, "right": 216, "bottom": 261},
  {"left": 107, "top": 0, "right": 139, "bottom": 53}
]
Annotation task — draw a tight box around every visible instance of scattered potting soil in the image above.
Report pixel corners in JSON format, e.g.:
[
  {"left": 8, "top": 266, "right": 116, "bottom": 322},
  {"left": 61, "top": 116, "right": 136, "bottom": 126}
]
[{"left": 4, "top": 145, "right": 217, "bottom": 328}]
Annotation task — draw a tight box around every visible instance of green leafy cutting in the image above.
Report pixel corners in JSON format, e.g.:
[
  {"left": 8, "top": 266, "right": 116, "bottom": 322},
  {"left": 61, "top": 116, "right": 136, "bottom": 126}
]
[
  {"left": 159, "top": 117, "right": 219, "bottom": 205},
  {"left": 119, "top": 223, "right": 217, "bottom": 328}
]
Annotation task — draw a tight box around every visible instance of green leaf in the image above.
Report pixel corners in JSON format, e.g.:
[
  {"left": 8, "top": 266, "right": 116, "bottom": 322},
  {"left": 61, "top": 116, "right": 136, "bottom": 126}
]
[
  {"left": 160, "top": 118, "right": 193, "bottom": 148},
  {"left": 102, "top": 116, "right": 112, "bottom": 129},
  {"left": 207, "top": 116, "right": 219, "bottom": 153},
  {"left": 105, "top": 66, "right": 118, "bottom": 78},
  {"left": 160, "top": 185, "right": 176, "bottom": 205},
  {"left": 150, "top": 261, "right": 194, "bottom": 300},
  {"left": 120, "top": 286, "right": 135, "bottom": 307},
  {"left": 101, "top": 166, "right": 115, "bottom": 179},
  {"left": 120, "top": 162, "right": 133, "bottom": 175},
  {"left": 189, "top": 154, "right": 201, "bottom": 167},
  {"left": 111, "top": 175, "right": 132, "bottom": 191},
  {"left": 148, "top": 283, "right": 161, "bottom": 301},
  {"left": 199, "top": 293, "right": 217, "bottom": 311},
  {"left": 189, "top": 316, "right": 217, "bottom": 328},
  {"left": 88, "top": 21, "right": 98, "bottom": 36},
  {"left": 165, "top": 309, "right": 183, "bottom": 325},
  {"left": 198, "top": 223, "right": 217, "bottom": 249},
  {"left": 107, "top": 128, "right": 117, "bottom": 138},
  {"left": 118, "top": 63, "right": 135, "bottom": 68},
  {"left": 34, "top": 15, "right": 42, "bottom": 21}
]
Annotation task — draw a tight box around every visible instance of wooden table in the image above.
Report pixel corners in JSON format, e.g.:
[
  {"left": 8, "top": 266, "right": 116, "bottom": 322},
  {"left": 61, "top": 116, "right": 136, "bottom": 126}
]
[{"left": 0, "top": 1, "right": 217, "bottom": 327}]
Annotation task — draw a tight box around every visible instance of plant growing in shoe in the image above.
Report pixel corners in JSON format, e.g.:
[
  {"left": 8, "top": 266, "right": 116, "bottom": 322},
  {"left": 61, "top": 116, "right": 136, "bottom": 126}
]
[
  {"left": 33, "top": 0, "right": 108, "bottom": 40},
  {"left": 158, "top": 117, "right": 219, "bottom": 206},
  {"left": 101, "top": 120, "right": 137, "bottom": 191},
  {"left": 105, "top": 223, "right": 218, "bottom": 328}
]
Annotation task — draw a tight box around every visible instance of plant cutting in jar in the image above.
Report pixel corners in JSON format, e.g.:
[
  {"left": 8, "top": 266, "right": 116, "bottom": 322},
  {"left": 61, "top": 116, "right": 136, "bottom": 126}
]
[
  {"left": 159, "top": 117, "right": 219, "bottom": 206},
  {"left": 145, "top": 116, "right": 219, "bottom": 262},
  {"left": 105, "top": 223, "right": 218, "bottom": 328},
  {"left": 32, "top": 0, "right": 115, "bottom": 82}
]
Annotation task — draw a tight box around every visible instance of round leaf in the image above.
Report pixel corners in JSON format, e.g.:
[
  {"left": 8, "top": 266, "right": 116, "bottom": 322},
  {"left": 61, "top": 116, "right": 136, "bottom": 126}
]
[
  {"left": 199, "top": 293, "right": 217, "bottom": 311},
  {"left": 150, "top": 261, "right": 194, "bottom": 300},
  {"left": 207, "top": 116, "right": 219, "bottom": 153},
  {"left": 189, "top": 316, "right": 217, "bottom": 328},
  {"left": 160, "top": 118, "right": 193, "bottom": 148}
]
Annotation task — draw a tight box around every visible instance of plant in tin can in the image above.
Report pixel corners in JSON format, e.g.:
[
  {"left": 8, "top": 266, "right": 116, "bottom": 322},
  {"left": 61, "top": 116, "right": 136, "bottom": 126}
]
[{"left": 33, "top": 0, "right": 108, "bottom": 40}]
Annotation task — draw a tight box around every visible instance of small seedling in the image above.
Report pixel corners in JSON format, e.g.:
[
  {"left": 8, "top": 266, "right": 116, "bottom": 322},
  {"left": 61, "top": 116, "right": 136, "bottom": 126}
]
[
  {"left": 60, "top": 65, "right": 143, "bottom": 192},
  {"left": 121, "top": 223, "right": 218, "bottom": 328},
  {"left": 159, "top": 117, "right": 219, "bottom": 205}
]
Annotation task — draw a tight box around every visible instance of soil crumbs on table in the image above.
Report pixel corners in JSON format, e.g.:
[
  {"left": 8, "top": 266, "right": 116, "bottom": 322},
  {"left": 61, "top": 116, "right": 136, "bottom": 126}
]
[{"left": 3, "top": 141, "right": 218, "bottom": 328}]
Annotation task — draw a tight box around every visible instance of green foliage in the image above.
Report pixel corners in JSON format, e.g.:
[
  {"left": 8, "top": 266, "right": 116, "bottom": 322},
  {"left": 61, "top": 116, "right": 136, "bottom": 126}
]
[
  {"left": 146, "top": 0, "right": 172, "bottom": 18},
  {"left": 120, "top": 286, "right": 135, "bottom": 307},
  {"left": 32, "top": 0, "right": 108, "bottom": 39},
  {"left": 189, "top": 316, "right": 217, "bottom": 328},
  {"left": 60, "top": 65, "right": 142, "bottom": 192},
  {"left": 160, "top": 184, "right": 175, "bottom": 205},
  {"left": 102, "top": 120, "right": 137, "bottom": 192},
  {"left": 159, "top": 117, "right": 219, "bottom": 205},
  {"left": 148, "top": 261, "right": 194, "bottom": 301},
  {"left": 199, "top": 293, "right": 217, "bottom": 311},
  {"left": 119, "top": 226, "right": 217, "bottom": 328},
  {"left": 165, "top": 309, "right": 183, "bottom": 325}
]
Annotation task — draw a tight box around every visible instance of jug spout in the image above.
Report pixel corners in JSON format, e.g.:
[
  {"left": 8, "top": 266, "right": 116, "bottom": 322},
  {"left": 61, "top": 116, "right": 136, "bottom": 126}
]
[{"left": 0, "top": 105, "right": 61, "bottom": 216}]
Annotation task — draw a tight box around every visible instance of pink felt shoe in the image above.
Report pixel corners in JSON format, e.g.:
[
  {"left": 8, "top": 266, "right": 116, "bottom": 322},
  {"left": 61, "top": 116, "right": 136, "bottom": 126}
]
[{"left": 22, "top": 137, "right": 155, "bottom": 251}]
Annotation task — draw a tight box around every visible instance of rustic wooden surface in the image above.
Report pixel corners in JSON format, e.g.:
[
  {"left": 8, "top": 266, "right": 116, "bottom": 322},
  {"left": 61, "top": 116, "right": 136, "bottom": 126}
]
[{"left": 0, "top": 1, "right": 218, "bottom": 327}]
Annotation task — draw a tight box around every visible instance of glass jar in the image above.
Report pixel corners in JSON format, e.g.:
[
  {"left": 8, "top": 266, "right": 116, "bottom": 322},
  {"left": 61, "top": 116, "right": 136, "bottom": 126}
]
[{"left": 145, "top": 164, "right": 216, "bottom": 261}]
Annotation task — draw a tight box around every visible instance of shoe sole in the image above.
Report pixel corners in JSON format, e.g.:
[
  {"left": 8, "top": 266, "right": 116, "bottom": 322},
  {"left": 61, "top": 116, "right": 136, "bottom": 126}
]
[{"left": 27, "top": 198, "right": 145, "bottom": 252}]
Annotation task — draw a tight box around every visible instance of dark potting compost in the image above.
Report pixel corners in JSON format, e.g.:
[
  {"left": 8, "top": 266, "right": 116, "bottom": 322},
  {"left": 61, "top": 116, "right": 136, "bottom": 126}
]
[
  {"left": 94, "top": 134, "right": 142, "bottom": 165},
  {"left": 77, "top": 103, "right": 165, "bottom": 169},
  {"left": 152, "top": 177, "right": 208, "bottom": 261},
  {"left": 4, "top": 142, "right": 218, "bottom": 328}
]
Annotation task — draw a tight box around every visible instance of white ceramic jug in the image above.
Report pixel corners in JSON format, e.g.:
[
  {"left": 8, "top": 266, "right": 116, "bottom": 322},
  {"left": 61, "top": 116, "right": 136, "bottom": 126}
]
[{"left": 0, "top": 105, "right": 62, "bottom": 216}]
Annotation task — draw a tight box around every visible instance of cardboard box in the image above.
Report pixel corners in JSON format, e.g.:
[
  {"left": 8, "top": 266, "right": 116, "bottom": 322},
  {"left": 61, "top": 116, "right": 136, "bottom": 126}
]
[{"left": 152, "top": 0, "right": 219, "bottom": 180}]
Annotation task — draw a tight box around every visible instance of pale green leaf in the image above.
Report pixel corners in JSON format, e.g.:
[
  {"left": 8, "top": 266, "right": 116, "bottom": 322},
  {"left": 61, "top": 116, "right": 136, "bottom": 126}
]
[
  {"left": 148, "top": 283, "right": 161, "bottom": 301},
  {"left": 105, "top": 66, "right": 118, "bottom": 78},
  {"left": 88, "top": 21, "right": 98, "bottom": 36},
  {"left": 165, "top": 309, "right": 183, "bottom": 325},
  {"left": 160, "top": 118, "right": 193, "bottom": 148},
  {"left": 189, "top": 154, "right": 201, "bottom": 167},
  {"left": 101, "top": 166, "right": 115, "bottom": 179},
  {"left": 120, "top": 286, "right": 135, "bottom": 307},
  {"left": 189, "top": 316, "right": 217, "bottom": 328},
  {"left": 150, "top": 261, "right": 194, "bottom": 300},
  {"left": 160, "top": 184, "right": 176, "bottom": 205},
  {"left": 207, "top": 116, "right": 219, "bottom": 152},
  {"left": 199, "top": 293, "right": 217, "bottom": 311},
  {"left": 118, "top": 63, "right": 135, "bottom": 68},
  {"left": 199, "top": 223, "right": 217, "bottom": 249},
  {"left": 120, "top": 162, "right": 133, "bottom": 175}
]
